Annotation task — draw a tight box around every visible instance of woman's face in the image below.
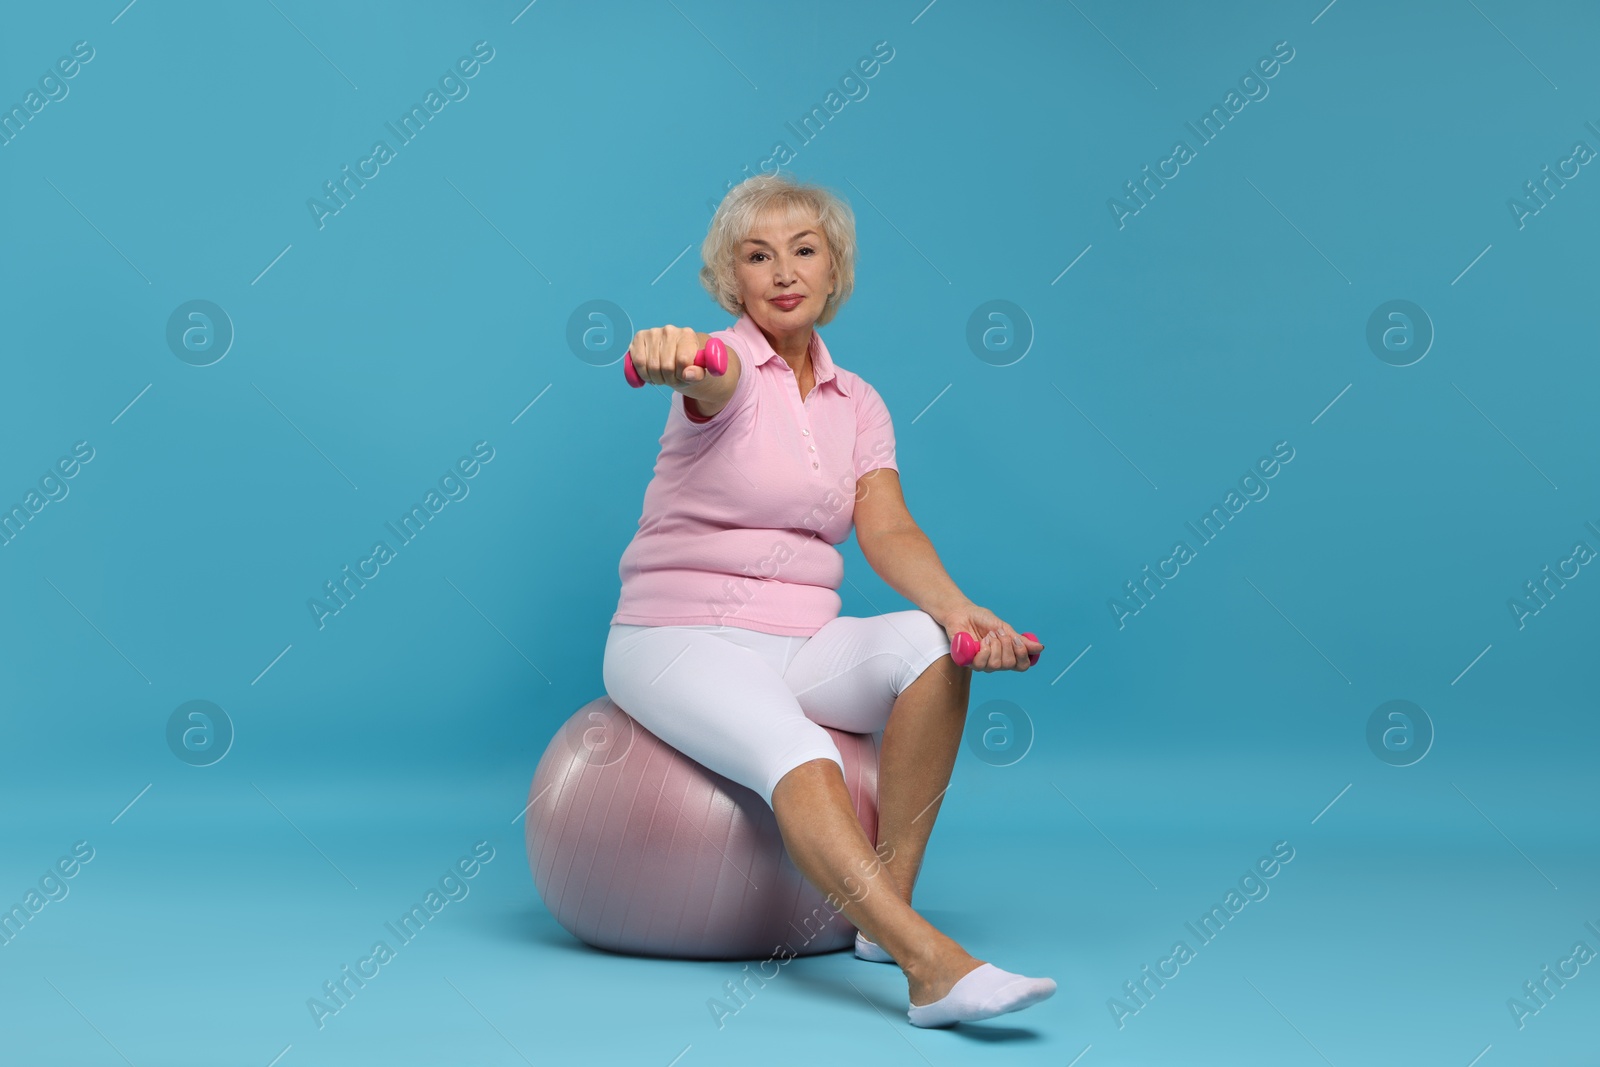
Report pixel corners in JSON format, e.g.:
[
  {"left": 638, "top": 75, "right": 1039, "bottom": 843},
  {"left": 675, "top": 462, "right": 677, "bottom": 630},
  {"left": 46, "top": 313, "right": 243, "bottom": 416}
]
[{"left": 735, "top": 209, "right": 834, "bottom": 337}]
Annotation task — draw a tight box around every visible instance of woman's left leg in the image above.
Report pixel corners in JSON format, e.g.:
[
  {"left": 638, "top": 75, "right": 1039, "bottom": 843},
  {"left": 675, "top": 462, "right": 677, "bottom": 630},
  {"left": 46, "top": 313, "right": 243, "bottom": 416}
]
[
  {"left": 780, "top": 612, "right": 1058, "bottom": 1024},
  {"left": 875, "top": 642, "right": 971, "bottom": 905},
  {"left": 781, "top": 610, "right": 969, "bottom": 906}
]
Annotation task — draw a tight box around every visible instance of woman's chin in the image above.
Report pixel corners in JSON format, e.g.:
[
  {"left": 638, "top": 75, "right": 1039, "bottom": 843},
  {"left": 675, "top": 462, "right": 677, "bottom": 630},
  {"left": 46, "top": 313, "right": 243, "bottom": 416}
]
[{"left": 752, "top": 305, "right": 816, "bottom": 333}]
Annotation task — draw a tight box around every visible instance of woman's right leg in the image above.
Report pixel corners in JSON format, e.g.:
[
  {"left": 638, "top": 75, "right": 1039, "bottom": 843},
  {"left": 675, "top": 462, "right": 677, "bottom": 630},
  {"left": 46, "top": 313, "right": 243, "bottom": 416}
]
[{"left": 602, "top": 623, "right": 847, "bottom": 805}]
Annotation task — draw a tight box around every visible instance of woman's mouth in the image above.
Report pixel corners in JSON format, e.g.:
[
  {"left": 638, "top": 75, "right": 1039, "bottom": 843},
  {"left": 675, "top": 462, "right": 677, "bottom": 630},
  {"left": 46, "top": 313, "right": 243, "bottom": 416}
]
[{"left": 770, "top": 295, "right": 804, "bottom": 310}]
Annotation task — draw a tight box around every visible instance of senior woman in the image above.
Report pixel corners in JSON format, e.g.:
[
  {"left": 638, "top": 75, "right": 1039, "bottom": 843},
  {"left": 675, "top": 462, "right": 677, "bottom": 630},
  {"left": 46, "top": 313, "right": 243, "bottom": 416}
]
[{"left": 602, "top": 173, "right": 1053, "bottom": 1028}]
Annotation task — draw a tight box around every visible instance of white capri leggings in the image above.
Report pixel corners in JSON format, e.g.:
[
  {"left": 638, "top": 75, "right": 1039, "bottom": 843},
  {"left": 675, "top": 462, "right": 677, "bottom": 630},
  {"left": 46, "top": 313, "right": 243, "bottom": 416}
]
[{"left": 602, "top": 610, "right": 953, "bottom": 808}]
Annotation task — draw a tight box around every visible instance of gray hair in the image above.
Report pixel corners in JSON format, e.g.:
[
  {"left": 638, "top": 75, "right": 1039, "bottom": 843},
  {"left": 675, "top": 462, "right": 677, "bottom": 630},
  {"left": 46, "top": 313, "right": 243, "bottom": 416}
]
[{"left": 699, "top": 173, "right": 857, "bottom": 327}]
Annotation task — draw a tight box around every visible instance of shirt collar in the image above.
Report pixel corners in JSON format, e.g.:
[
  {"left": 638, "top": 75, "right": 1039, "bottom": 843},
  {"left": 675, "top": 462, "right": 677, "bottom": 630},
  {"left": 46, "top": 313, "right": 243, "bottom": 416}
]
[{"left": 730, "top": 312, "right": 851, "bottom": 397}]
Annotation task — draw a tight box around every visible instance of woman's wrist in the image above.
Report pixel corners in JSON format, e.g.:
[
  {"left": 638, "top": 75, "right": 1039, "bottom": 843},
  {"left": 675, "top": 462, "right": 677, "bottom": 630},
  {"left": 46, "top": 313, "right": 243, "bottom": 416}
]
[{"left": 926, "top": 594, "right": 974, "bottom": 628}]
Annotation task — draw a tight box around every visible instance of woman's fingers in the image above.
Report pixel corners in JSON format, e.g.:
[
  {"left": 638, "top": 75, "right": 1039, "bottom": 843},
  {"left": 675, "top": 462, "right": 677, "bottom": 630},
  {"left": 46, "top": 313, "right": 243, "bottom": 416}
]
[
  {"left": 1006, "top": 628, "right": 1030, "bottom": 670},
  {"left": 997, "top": 630, "right": 1018, "bottom": 670},
  {"left": 976, "top": 633, "right": 994, "bottom": 671},
  {"left": 632, "top": 327, "right": 660, "bottom": 385},
  {"left": 978, "top": 630, "right": 1017, "bottom": 672},
  {"left": 954, "top": 611, "right": 1009, "bottom": 672},
  {"left": 663, "top": 326, "right": 691, "bottom": 386},
  {"left": 979, "top": 624, "right": 1030, "bottom": 672},
  {"left": 675, "top": 329, "right": 704, "bottom": 383},
  {"left": 946, "top": 609, "right": 1035, "bottom": 673},
  {"left": 631, "top": 326, "right": 704, "bottom": 390},
  {"left": 998, "top": 621, "right": 1032, "bottom": 671}
]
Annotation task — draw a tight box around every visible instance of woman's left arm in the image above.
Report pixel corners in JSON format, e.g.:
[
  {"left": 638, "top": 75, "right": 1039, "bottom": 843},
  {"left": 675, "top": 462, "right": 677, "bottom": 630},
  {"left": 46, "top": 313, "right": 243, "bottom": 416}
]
[{"left": 854, "top": 468, "right": 1042, "bottom": 671}]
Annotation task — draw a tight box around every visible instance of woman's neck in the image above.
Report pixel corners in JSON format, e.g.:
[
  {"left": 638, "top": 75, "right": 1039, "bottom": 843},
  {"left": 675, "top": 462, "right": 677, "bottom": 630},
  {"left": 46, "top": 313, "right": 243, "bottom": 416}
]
[{"left": 760, "top": 323, "right": 813, "bottom": 375}]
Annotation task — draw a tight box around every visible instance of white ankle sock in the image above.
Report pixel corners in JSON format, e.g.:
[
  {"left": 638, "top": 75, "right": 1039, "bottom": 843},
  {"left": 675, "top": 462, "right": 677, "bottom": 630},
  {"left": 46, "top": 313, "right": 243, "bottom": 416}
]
[
  {"left": 854, "top": 930, "right": 895, "bottom": 963},
  {"left": 907, "top": 962, "right": 1056, "bottom": 1028}
]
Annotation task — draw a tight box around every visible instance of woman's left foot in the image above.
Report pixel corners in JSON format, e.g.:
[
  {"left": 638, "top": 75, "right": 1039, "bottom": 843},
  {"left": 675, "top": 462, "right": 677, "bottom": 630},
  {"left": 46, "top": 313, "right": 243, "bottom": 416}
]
[
  {"left": 907, "top": 962, "right": 1056, "bottom": 1028},
  {"left": 855, "top": 930, "right": 895, "bottom": 963}
]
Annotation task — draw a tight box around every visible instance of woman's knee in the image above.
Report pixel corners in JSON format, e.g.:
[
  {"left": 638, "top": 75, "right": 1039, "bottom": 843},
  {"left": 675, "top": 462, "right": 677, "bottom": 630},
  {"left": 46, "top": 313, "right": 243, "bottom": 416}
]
[
  {"left": 908, "top": 609, "right": 949, "bottom": 651},
  {"left": 896, "top": 610, "right": 955, "bottom": 689},
  {"left": 768, "top": 750, "right": 847, "bottom": 808}
]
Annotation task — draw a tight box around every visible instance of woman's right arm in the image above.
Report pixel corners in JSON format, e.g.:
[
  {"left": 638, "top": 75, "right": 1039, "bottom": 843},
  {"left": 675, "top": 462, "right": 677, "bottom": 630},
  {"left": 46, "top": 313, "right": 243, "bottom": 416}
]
[{"left": 629, "top": 325, "right": 741, "bottom": 418}]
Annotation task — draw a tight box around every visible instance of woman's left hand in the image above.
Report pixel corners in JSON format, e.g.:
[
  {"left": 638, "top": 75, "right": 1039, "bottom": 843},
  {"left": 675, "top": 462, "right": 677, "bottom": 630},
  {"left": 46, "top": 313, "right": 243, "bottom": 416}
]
[{"left": 935, "top": 601, "right": 1043, "bottom": 672}]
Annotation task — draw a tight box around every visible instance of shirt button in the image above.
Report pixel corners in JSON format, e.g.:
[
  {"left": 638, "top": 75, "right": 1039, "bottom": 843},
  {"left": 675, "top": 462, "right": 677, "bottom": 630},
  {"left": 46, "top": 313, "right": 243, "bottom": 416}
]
[
  {"left": 802, "top": 429, "right": 810, "bottom": 436},
  {"left": 808, "top": 445, "right": 815, "bottom": 452},
  {"left": 812, "top": 461, "right": 819, "bottom": 468}
]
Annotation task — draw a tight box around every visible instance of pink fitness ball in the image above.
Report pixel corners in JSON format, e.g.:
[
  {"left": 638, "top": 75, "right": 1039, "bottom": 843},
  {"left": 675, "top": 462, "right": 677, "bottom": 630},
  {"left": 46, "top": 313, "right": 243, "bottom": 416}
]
[{"left": 526, "top": 696, "right": 880, "bottom": 959}]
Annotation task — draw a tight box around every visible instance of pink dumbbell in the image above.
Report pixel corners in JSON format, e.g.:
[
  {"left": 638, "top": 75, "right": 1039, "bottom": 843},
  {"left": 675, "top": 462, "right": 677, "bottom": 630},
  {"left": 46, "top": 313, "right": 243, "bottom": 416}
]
[
  {"left": 624, "top": 336, "right": 729, "bottom": 388},
  {"left": 951, "top": 630, "right": 1042, "bottom": 668}
]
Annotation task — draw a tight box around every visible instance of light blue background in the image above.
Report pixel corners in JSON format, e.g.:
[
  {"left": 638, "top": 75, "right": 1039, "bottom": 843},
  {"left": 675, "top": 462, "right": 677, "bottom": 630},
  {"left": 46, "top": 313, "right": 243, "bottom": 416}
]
[{"left": 2, "top": 1, "right": 1596, "bottom": 1064}]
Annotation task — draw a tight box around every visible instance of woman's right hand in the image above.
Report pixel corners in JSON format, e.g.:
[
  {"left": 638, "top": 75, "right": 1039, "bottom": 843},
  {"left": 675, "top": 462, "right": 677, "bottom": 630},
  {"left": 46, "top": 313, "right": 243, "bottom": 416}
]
[{"left": 629, "top": 325, "right": 716, "bottom": 394}]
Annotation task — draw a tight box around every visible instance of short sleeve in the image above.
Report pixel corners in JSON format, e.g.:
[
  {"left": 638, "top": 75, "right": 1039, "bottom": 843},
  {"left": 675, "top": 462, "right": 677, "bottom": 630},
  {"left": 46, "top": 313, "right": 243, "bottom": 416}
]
[
  {"left": 679, "top": 329, "right": 755, "bottom": 434},
  {"left": 853, "top": 380, "right": 898, "bottom": 478}
]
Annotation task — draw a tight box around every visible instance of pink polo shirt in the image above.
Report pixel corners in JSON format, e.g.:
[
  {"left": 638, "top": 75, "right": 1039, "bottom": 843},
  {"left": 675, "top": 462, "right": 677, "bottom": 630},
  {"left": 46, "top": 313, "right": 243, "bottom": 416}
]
[{"left": 610, "top": 313, "right": 898, "bottom": 637}]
